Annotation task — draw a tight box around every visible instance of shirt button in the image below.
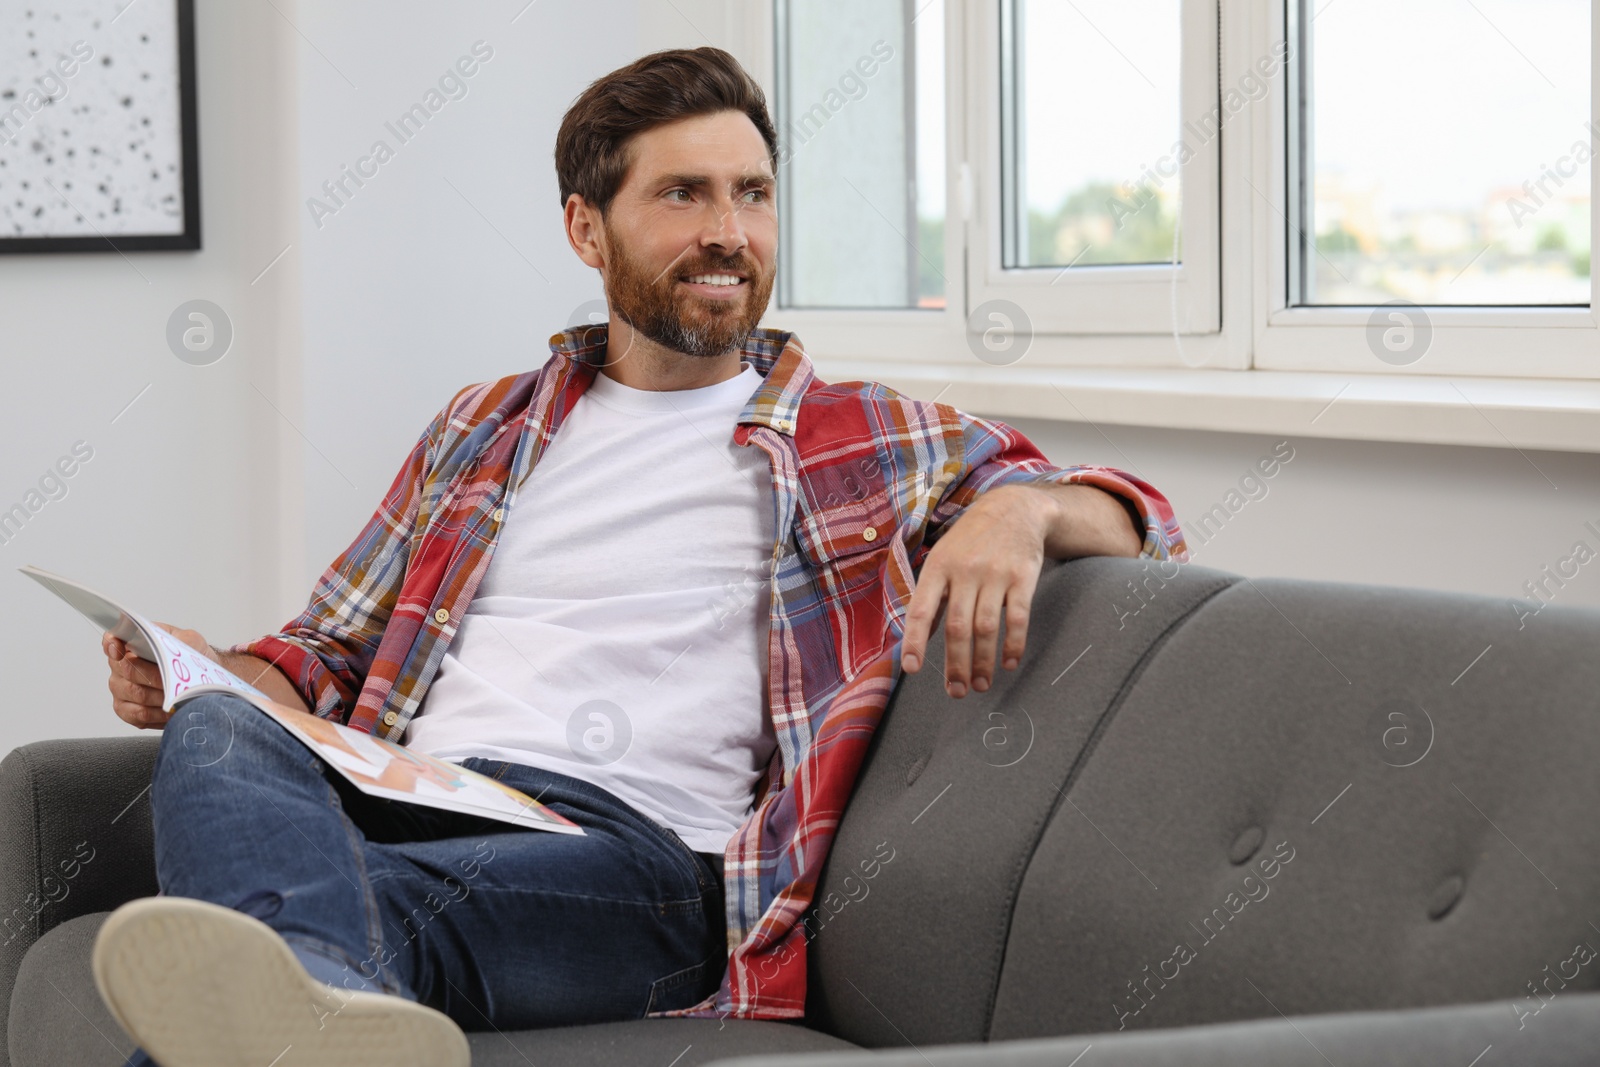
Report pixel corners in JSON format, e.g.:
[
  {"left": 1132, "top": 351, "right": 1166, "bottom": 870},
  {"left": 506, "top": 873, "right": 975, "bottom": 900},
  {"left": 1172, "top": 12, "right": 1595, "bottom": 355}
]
[
  {"left": 863, "top": 526, "right": 878, "bottom": 542},
  {"left": 492, "top": 507, "right": 505, "bottom": 522},
  {"left": 433, "top": 608, "right": 450, "bottom": 625},
  {"left": 382, "top": 710, "right": 398, "bottom": 727},
  {"left": 776, "top": 419, "right": 792, "bottom": 432}
]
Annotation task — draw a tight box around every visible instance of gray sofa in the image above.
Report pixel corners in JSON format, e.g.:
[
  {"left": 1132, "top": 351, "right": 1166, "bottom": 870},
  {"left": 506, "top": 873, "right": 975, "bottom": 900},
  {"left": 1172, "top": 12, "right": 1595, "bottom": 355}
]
[{"left": 5, "top": 556, "right": 1598, "bottom": 1066}]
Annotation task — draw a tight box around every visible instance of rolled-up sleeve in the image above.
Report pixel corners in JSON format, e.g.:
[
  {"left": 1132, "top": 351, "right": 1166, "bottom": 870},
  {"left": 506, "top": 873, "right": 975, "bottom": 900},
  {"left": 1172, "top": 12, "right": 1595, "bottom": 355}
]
[{"left": 918, "top": 405, "right": 1188, "bottom": 566}]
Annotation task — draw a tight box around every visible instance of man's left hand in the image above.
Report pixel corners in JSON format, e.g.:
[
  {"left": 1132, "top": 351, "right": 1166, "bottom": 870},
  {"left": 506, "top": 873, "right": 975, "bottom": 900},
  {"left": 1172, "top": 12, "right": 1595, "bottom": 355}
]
[{"left": 899, "top": 483, "right": 1141, "bottom": 698}]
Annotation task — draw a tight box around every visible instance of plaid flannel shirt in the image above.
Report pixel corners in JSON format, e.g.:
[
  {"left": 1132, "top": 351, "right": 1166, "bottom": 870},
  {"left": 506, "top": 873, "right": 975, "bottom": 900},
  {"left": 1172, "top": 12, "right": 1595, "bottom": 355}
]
[{"left": 231, "top": 325, "right": 1187, "bottom": 1019}]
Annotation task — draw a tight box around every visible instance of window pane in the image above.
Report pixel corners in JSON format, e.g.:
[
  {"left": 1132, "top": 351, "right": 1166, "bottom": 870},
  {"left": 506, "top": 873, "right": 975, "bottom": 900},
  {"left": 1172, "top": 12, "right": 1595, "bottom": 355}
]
[
  {"left": 1293, "top": 0, "right": 1591, "bottom": 306},
  {"left": 775, "top": 0, "right": 946, "bottom": 309},
  {"left": 1001, "top": 0, "right": 1183, "bottom": 269}
]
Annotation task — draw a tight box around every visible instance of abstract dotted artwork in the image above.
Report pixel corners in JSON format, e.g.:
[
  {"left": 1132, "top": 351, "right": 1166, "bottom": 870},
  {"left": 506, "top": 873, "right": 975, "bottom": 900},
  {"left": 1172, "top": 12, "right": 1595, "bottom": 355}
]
[{"left": 0, "top": 0, "right": 198, "bottom": 252}]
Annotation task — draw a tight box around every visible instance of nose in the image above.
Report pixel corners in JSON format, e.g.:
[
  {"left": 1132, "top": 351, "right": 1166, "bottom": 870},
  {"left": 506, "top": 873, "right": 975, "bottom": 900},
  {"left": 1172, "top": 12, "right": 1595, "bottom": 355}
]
[{"left": 700, "top": 192, "right": 749, "bottom": 257}]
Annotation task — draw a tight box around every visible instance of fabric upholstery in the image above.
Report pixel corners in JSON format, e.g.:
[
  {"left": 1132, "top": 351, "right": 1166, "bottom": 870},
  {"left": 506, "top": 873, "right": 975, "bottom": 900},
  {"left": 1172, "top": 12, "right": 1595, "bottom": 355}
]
[
  {"left": 805, "top": 555, "right": 1238, "bottom": 1045},
  {"left": 989, "top": 576, "right": 1600, "bottom": 1038},
  {"left": 8, "top": 912, "right": 856, "bottom": 1067},
  {"left": 802, "top": 562, "right": 1600, "bottom": 1050},
  {"left": 0, "top": 735, "right": 160, "bottom": 1067},
  {"left": 6, "top": 557, "right": 1599, "bottom": 1066},
  {"left": 706, "top": 992, "right": 1600, "bottom": 1066}
]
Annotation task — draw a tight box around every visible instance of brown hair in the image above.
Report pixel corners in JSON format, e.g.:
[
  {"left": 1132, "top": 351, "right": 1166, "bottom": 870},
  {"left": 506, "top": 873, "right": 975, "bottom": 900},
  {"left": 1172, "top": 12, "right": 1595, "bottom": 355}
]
[{"left": 554, "top": 47, "right": 778, "bottom": 215}]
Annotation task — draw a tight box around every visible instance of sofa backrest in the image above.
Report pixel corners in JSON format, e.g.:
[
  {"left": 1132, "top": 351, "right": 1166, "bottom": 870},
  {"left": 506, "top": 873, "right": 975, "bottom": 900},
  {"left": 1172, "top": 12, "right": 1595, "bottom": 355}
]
[{"left": 807, "top": 556, "right": 1600, "bottom": 1047}]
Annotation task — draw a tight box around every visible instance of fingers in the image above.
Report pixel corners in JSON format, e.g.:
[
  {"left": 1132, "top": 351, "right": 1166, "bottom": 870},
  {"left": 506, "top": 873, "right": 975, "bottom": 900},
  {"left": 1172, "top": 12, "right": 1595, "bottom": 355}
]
[
  {"left": 108, "top": 669, "right": 162, "bottom": 709},
  {"left": 1001, "top": 588, "right": 1031, "bottom": 671},
  {"left": 109, "top": 674, "right": 169, "bottom": 729},
  {"left": 104, "top": 632, "right": 158, "bottom": 685},
  {"left": 935, "top": 568, "right": 1037, "bottom": 699},
  {"left": 966, "top": 579, "right": 1008, "bottom": 693},
  {"left": 905, "top": 556, "right": 1037, "bottom": 698},
  {"left": 106, "top": 630, "right": 167, "bottom": 728},
  {"left": 940, "top": 578, "right": 979, "bottom": 698},
  {"left": 115, "top": 702, "right": 171, "bottom": 730},
  {"left": 900, "top": 567, "right": 948, "bottom": 674},
  {"left": 111, "top": 648, "right": 162, "bottom": 689}
]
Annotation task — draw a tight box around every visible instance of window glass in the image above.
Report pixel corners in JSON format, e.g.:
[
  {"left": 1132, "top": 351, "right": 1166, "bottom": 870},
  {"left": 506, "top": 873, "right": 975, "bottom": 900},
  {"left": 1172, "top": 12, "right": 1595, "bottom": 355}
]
[
  {"left": 1001, "top": 0, "right": 1184, "bottom": 269},
  {"left": 1292, "top": 0, "right": 1591, "bottom": 305},
  {"left": 775, "top": 0, "right": 946, "bottom": 308}
]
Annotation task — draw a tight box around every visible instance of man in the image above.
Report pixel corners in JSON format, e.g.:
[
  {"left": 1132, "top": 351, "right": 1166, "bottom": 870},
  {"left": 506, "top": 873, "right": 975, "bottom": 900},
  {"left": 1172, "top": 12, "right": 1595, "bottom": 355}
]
[{"left": 96, "top": 46, "right": 1184, "bottom": 1067}]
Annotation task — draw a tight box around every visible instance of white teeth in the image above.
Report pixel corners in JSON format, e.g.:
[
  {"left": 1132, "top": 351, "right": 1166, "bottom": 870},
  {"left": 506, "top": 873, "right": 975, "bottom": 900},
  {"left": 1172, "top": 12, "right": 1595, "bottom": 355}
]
[{"left": 685, "top": 274, "right": 742, "bottom": 286}]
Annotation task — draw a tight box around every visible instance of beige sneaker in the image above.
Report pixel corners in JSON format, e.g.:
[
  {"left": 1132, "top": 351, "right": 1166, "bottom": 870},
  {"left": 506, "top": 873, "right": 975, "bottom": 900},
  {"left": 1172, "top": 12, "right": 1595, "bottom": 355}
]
[{"left": 92, "top": 896, "right": 469, "bottom": 1067}]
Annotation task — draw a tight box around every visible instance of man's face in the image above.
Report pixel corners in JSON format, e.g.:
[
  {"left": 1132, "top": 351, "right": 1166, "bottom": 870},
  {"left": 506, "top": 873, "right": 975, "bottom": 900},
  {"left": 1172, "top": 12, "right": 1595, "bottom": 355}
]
[{"left": 597, "top": 110, "right": 777, "bottom": 359}]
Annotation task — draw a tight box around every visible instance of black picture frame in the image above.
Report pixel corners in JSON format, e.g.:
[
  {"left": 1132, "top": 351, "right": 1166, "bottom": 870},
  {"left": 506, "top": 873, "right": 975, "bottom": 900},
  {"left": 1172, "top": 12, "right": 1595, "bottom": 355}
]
[{"left": 0, "top": 0, "right": 201, "bottom": 254}]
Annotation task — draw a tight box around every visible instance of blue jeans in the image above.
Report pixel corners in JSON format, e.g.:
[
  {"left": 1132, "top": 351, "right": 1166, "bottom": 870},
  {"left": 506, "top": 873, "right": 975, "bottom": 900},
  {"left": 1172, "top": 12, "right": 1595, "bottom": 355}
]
[{"left": 122, "top": 692, "right": 726, "bottom": 1064}]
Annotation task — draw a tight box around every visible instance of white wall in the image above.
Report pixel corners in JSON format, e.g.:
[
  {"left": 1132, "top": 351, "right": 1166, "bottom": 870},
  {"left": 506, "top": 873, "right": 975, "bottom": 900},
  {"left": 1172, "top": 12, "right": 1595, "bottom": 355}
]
[
  {"left": 3, "top": 0, "right": 1594, "bottom": 760},
  {"left": 0, "top": 0, "right": 300, "bottom": 752},
  {"left": 995, "top": 417, "right": 1600, "bottom": 612},
  {"left": 293, "top": 0, "right": 738, "bottom": 580}
]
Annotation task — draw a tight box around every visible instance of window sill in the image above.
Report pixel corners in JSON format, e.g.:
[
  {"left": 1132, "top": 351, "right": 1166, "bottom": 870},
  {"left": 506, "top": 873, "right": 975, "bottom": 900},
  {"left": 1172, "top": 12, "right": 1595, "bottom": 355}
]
[{"left": 810, "top": 359, "right": 1600, "bottom": 455}]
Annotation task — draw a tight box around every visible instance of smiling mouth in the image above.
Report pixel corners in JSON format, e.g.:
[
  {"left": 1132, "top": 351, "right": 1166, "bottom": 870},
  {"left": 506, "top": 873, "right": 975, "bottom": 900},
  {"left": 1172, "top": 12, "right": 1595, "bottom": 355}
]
[{"left": 680, "top": 273, "right": 747, "bottom": 288}]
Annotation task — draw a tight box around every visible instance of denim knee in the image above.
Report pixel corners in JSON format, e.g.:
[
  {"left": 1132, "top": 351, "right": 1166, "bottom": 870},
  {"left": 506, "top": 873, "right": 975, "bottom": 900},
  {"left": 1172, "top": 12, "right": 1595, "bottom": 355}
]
[{"left": 153, "top": 692, "right": 306, "bottom": 785}]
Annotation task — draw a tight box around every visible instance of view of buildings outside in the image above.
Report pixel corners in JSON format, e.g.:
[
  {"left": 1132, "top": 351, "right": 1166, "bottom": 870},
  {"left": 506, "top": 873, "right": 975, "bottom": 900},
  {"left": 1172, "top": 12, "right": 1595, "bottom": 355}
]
[
  {"left": 1006, "top": 0, "right": 1182, "bottom": 271},
  {"left": 794, "top": 0, "right": 1588, "bottom": 310},
  {"left": 1303, "top": 0, "right": 1589, "bottom": 305},
  {"left": 1006, "top": 0, "right": 1587, "bottom": 306}
]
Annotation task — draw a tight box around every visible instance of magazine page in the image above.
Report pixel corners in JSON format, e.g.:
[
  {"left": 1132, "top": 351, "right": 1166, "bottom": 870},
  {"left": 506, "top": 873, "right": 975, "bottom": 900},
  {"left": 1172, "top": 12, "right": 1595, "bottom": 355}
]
[
  {"left": 19, "top": 564, "right": 262, "bottom": 709},
  {"left": 22, "top": 564, "right": 584, "bottom": 834},
  {"left": 21, "top": 564, "right": 162, "bottom": 663},
  {"left": 237, "top": 695, "right": 585, "bottom": 834}
]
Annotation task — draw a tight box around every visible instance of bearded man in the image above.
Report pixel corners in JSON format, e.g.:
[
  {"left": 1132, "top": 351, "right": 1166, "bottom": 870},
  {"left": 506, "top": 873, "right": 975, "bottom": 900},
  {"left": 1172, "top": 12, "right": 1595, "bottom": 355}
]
[{"left": 93, "top": 46, "right": 1185, "bottom": 1067}]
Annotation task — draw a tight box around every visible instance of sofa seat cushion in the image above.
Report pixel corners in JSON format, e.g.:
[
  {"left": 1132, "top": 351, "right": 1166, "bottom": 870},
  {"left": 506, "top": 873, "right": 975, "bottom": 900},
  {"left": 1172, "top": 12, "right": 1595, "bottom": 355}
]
[
  {"left": 704, "top": 992, "right": 1600, "bottom": 1066},
  {"left": 8, "top": 912, "right": 858, "bottom": 1067}
]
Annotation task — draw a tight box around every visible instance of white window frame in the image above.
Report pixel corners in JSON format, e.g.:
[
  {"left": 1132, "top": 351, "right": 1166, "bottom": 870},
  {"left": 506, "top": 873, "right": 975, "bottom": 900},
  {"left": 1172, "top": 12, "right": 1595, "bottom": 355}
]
[
  {"left": 970, "top": 0, "right": 1221, "bottom": 337},
  {"left": 1252, "top": 0, "right": 1600, "bottom": 380},
  {"left": 732, "top": 0, "right": 1600, "bottom": 383}
]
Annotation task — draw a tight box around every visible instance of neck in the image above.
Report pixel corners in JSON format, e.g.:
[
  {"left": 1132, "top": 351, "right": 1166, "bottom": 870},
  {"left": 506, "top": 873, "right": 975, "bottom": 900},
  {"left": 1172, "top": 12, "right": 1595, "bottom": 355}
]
[{"left": 598, "top": 317, "right": 746, "bottom": 391}]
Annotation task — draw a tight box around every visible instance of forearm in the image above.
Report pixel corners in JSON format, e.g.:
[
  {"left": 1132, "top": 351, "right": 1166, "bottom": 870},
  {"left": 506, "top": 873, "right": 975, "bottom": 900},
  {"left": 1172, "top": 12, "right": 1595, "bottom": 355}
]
[
  {"left": 1011, "top": 482, "right": 1144, "bottom": 559},
  {"left": 211, "top": 649, "right": 311, "bottom": 715}
]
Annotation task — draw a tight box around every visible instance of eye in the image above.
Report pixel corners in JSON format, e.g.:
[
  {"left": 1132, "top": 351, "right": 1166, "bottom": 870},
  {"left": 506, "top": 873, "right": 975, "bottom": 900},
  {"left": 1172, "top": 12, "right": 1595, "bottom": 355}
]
[
  {"left": 666, "top": 188, "right": 692, "bottom": 202},
  {"left": 743, "top": 188, "right": 768, "bottom": 203}
]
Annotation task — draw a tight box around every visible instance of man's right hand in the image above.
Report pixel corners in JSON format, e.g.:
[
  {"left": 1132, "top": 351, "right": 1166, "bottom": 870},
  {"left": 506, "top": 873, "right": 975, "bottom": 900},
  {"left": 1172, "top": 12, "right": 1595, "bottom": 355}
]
[{"left": 103, "top": 624, "right": 213, "bottom": 731}]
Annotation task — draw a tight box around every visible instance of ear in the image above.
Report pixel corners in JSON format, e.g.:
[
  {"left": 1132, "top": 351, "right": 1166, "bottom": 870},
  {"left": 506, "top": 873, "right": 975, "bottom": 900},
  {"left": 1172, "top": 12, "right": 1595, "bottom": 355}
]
[{"left": 564, "top": 193, "right": 607, "bottom": 271}]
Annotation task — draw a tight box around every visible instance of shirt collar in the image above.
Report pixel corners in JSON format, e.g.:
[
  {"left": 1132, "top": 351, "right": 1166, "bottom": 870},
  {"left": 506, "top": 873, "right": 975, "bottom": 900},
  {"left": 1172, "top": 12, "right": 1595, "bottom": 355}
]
[{"left": 547, "top": 324, "right": 812, "bottom": 437}]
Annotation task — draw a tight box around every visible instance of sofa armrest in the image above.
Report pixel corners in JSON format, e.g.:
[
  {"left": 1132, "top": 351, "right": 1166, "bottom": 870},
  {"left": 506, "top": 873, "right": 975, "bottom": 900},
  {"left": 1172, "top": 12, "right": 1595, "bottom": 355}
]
[{"left": 0, "top": 735, "right": 161, "bottom": 1067}]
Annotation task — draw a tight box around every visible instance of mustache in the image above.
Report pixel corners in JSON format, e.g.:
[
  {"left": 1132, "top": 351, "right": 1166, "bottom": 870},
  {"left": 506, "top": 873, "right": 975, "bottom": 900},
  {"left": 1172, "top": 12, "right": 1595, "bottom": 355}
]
[{"left": 672, "top": 253, "right": 760, "bottom": 279}]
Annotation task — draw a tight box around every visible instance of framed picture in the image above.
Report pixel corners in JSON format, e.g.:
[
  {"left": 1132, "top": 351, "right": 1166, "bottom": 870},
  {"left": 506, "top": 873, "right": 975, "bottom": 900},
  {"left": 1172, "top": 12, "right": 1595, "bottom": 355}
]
[{"left": 0, "top": 0, "right": 200, "bottom": 253}]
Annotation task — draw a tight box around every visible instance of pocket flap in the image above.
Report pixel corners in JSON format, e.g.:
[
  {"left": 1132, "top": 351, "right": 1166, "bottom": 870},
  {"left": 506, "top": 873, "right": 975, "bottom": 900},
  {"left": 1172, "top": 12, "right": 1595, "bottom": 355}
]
[{"left": 795, "top": 488, "right": 897, "bottom": 566}]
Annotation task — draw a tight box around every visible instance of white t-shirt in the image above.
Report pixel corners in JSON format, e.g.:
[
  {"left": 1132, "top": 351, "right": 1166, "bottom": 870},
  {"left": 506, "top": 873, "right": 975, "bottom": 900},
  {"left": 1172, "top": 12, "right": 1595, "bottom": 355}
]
[{"left": 402, "top": 361, "right": 778, "bottom": 853}]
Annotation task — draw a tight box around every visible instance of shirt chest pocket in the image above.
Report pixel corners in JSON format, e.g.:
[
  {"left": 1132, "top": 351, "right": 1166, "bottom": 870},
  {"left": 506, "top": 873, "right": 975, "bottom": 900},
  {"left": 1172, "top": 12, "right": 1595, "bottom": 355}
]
[
  {"left": 793, "top": 486, "right": 902, "bottom": 681},
  {"left": 793, "top": 487, "right": 898, "bottom": 570}
]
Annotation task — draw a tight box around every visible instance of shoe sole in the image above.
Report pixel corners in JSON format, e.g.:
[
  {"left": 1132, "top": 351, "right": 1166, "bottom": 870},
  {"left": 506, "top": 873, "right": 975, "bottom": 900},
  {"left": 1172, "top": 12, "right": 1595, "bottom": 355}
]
[{"left": 91, "top": 896, "right": 470, "bottom": 1067}]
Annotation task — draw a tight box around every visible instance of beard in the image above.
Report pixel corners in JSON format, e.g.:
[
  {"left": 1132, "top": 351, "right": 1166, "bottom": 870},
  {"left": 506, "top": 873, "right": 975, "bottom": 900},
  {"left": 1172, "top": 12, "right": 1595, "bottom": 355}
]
[{"left": 601, "top": 219, "right": 775, "bottom": 359}]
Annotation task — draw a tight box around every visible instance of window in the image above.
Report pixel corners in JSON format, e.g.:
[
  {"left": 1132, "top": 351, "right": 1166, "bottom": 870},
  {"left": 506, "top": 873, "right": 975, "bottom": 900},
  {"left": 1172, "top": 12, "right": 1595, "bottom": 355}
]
[
  {"left": 741, "top": 0, "right": 1600, "bottom": 380},
  {"left": 1000, "top": 0, "right": 1184, "bottom": 270},
  {"left": 972, "top": 0, "right": 1221, "bottom": 336},
  {"left": 773, "top": 0, "right": 946, "bottom": 309},
  {"left": 1287, "top": 0, "right": 1591, "bottom": 307}
]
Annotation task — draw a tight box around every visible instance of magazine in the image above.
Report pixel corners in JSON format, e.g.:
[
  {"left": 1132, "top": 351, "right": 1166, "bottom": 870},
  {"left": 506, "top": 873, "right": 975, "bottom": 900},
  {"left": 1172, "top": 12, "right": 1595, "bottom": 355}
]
[{"left": 20, "top": 565, "right": 583, "bottom": 835}]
